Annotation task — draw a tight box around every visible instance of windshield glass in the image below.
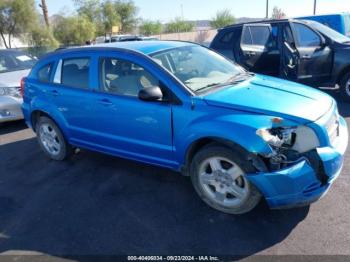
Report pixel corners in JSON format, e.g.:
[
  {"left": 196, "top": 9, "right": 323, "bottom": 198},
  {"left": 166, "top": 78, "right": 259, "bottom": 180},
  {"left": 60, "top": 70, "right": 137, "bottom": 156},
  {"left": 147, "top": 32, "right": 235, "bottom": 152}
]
[
  {"left": 0, "top": 51, "right": 37, "bottom": 73},
  {"left": 309, "top": 21, "right": 350, "bottom": 43},
  {"left": 151, "top": 46, "right": 245, "bottom": 93}
]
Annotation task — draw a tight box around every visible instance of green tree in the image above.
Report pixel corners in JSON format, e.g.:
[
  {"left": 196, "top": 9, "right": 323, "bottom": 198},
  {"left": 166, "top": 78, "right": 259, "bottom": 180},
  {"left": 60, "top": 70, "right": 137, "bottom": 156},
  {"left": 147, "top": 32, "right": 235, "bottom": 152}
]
[
  {"left": 210, "top": 9, "right": 235, "bottom": 29},
  {"left": 53, "top": 15, "right": 96, "bottom": 46},
  {"left": 165, "top": 17, "right": 194, "bottom": 33},
  {"left": 74, "top": 0, "right": 104, "bottom": 35},
  {"left": 102, "top": 0, "right": 120, "bottom": 35},
  {"left": 113, "top": 0, "right": 138, "bottom": 33},
  {"left": 0, "top": 0, "right": 37, "bottom": 48},
  {"left": 139, "top": 20, "right": 162, "bottom": 36}
]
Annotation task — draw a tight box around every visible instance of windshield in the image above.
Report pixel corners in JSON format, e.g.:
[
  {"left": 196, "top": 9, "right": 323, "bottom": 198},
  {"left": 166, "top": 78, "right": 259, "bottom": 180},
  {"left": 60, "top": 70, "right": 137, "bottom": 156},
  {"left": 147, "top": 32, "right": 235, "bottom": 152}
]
[
  {"left": 151, "top": 46, "right": 245, "bottom": 93},
  {"left": 309, "top": 21, "right": 350, "bottom": 43},
  {"left": 344, "top": 15, "right": 350, "bottom": 37},
  {"left": 0, "top": 51, "right": 37, "bottom": 73}
]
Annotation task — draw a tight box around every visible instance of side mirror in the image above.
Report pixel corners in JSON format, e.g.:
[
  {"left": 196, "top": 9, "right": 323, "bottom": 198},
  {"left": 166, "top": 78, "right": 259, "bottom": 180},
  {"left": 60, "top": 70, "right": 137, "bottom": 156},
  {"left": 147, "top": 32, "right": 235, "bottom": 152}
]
[{"left": 138, "top": 86, "right": 163, "bottom": 101}]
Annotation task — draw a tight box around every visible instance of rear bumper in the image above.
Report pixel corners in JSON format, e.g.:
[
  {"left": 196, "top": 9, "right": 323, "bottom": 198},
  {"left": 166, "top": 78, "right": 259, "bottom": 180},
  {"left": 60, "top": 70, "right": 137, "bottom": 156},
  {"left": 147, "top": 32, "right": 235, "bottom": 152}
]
[
  {"left": 0, "top": 96, "right": 23, "bottom": 123},
  {"left": 248, "top": 117, "right": 348, "bottom": 209}
]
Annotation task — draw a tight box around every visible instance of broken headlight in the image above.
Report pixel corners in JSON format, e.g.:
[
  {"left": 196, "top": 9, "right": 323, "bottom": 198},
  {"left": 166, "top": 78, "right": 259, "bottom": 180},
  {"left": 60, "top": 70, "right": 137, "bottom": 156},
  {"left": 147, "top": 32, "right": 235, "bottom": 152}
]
[
  {"left": 257, "top": 126, "right": 320, "bottom": 153},
  {"left": 256, "top": 127, "right": 296, "bottom": 149}
]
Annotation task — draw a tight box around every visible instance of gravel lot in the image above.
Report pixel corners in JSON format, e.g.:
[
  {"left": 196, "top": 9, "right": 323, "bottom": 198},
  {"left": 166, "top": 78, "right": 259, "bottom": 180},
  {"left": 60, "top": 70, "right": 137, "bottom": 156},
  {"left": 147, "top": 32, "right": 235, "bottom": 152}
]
[{"left": 0, "top": 94, "right": 349, "bottom": 261}]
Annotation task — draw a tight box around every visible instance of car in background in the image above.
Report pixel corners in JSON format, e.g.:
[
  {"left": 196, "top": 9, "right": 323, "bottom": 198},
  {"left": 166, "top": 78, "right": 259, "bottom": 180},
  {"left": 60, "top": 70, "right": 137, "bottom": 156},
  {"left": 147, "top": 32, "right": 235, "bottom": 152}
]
[
  {"left": 210, "top": 19, "right": 350, "bottom": 102},
  {"left": 21, "top": 41, "right": 348, "bottom": 214},
  {"left": 104, "top": 35, "right": 159, "bottom": 43},
  {"left": 297, "top": 13, "right": 350, "bottom": 37},
  {"left": 105, "top": 35, "right": 141, "bottom": 43},
  {"left": 0, "top": 49, "right": 36, "bottom": 123}
]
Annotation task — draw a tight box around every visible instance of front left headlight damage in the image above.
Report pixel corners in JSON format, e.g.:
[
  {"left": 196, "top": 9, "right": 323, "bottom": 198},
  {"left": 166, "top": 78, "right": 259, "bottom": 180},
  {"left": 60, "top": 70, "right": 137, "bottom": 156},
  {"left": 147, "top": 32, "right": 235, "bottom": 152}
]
[{"left": 256, "top": 125, "right": 320, "bottom": 171}]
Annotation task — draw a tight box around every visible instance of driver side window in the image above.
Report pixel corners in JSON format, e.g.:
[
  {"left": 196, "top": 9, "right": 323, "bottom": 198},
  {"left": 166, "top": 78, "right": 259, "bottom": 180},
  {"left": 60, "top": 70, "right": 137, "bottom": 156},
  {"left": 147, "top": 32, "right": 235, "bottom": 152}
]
[
  {"left": 293, "top": 23, "right": 321, "bottom": 47},
  {"left": 99, "top": 57, "right": 159, "bottom": 97}
]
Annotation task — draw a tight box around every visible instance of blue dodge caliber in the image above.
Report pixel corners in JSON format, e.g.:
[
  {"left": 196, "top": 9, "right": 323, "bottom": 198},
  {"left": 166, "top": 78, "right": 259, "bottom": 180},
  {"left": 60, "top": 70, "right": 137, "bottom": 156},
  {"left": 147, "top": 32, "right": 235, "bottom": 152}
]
[{"left": 21, "top": 41, "right": 348, "bottom": 214}]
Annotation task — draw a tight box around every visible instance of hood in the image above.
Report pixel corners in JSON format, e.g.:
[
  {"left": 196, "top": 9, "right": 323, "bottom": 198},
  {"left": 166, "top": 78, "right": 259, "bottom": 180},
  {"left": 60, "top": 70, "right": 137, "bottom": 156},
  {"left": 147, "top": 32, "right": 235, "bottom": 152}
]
[
  {"left": 203, "top": 74, "right": 333, "bottom": 123},
  {"left": 0, "top": 69, "right": 30, "bottom": 88}
]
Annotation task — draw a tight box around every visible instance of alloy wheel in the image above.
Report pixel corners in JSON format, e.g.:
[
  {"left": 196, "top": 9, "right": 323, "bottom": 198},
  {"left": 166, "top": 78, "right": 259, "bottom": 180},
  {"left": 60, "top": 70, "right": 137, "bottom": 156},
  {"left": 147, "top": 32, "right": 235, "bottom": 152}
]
[
  {"left": 39, "top": 123, "right": 61, "bottom": 156},
  {"left": 198, "top": 157, "right": 250, "bottom": 208}
]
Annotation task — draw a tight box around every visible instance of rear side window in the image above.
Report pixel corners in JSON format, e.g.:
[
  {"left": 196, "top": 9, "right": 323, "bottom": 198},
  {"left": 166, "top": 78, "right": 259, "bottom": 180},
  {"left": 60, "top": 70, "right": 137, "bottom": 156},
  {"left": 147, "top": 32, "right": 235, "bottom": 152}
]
[
  {"left": 61, "top": 58, "right": 90, "bottom": 89},
  {"left": 241, "top": 25, "right": 271, "bottom": 46},
  {"left": 37, "top": 63, "right": 53, "bottom": 83},
  {"left": 220, "top": 31, "right": 234, "bottom": 43},
  {"left": 293, "top": 23, "right": 321, "bottom": 47}
]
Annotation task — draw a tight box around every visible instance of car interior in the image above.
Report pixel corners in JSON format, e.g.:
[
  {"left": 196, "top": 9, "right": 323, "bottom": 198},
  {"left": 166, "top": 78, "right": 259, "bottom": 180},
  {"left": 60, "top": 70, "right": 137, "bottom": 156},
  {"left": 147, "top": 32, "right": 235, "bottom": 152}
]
[{"left": 100, "top": 58, "right": 158, "bottom": 97}]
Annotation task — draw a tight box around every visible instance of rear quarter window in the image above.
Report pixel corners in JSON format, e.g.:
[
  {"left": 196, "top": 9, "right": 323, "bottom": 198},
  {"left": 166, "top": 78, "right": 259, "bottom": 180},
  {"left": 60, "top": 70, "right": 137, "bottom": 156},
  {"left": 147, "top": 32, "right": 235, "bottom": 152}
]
[{"left": 37, "top": 63, "right": 54, "bottom": 83}]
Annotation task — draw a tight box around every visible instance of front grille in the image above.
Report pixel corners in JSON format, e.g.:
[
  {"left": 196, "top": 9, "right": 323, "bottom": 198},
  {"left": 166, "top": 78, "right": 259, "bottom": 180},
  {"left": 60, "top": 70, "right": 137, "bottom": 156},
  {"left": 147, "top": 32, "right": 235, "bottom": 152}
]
[{"left": 325, "top": 109, "right": 340, "bottom": 147}]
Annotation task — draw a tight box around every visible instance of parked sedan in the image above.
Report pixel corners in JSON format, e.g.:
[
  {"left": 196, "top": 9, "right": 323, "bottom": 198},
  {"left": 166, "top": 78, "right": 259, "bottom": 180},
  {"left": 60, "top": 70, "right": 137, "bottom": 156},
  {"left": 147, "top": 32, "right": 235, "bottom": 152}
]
[
  {"left": 21, "top": 41, "right": 348, "bottom": 214},
  {"left": 0, "top": 49, "right": 36, "bottom": 123}
]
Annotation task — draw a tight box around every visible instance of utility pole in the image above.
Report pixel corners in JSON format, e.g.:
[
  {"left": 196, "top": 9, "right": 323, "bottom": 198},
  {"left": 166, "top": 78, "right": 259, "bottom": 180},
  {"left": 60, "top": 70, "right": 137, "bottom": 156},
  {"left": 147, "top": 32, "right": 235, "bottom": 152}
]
[
  {"left": 313, "top": 0, "right": 317, "bottom": 15},
  {"left": 39, "top": 0, "right": 50, "bottom": 28},
  {"left": 181, "top": 4, "right": 184, "bottom": 20},
  {"left": 266, "top": 0, "right": 269, "bottom": 18}
]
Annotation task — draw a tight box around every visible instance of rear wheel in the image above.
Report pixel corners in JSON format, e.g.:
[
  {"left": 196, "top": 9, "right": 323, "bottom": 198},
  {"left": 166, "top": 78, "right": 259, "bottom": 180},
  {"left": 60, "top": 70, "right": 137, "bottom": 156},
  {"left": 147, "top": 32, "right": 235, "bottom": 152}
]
[
  {"left": 36, "top": 116, "right": 72, "bottom": 161},
  {"left": 339, "top": 71, "right": 350, "bottom": 103},
  {"left": 190, "top": 144, "right": 261, "bottom": 214}
]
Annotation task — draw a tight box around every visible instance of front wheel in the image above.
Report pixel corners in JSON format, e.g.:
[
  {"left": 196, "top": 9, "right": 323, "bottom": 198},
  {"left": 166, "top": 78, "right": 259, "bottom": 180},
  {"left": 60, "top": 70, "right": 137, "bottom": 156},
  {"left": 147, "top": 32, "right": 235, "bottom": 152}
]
[
  {"left": 339, "top": 72, "right": 350, "bottom": 103},
  {"left": 190, "top": 145, "right": 261, "bottom": 215},
  {"left": 36, "top": 116, "right": 72, "bottom": 161}
]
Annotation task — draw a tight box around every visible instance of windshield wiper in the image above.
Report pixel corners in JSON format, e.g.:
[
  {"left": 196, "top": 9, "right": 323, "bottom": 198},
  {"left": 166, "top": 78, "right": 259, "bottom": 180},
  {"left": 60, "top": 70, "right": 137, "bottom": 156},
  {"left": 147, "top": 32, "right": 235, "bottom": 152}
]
[
  {"left": 225, "top": 72, "right": 255, "bottom": 84},
  {"left": 195, "top": 82, "right": 222, "bottom": 93},
  {"left": 194, "top": 72, "right": 255, "bottom": 93}
]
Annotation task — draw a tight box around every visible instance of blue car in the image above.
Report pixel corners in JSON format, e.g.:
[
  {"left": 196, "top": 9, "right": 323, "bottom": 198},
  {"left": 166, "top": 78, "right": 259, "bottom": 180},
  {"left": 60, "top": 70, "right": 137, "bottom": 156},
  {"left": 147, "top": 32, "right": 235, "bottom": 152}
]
[{"left": 21, "top": 41, "right": 348, "bottom": 214}]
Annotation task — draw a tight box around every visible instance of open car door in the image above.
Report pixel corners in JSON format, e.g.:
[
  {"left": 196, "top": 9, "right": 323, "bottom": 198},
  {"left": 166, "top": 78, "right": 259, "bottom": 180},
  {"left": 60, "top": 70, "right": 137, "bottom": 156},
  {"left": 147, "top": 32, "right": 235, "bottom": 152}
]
[
  {"left": 240, "top": 24, "right": 272, "bottom": 73},
  {"left": 280, "top": 23, "right": 299, "bottom": 81}
]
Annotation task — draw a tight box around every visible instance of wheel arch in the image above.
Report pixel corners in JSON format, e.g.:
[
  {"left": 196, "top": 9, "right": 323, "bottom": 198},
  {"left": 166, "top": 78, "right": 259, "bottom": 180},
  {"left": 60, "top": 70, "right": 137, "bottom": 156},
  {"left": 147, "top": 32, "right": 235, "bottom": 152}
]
[
  {"left": 30, "top": 110, "right": 69, "bottom": 142},
  {"left": 336, "top": 65, "right": 350, "bottom": 85},
  {"left": 182, "top": 136, "right": 267, "bottom": 176}
]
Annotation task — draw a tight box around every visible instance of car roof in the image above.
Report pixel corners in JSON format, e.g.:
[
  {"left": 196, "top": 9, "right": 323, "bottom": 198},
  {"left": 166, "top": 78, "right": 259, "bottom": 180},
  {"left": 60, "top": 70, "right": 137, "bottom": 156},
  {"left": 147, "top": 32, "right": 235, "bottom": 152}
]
[
  {"left": 52, "top": 41, "right": 197, "bottom": 57},
  {"left": 220, "top": 18, "right": 310, "bottom": 30}
]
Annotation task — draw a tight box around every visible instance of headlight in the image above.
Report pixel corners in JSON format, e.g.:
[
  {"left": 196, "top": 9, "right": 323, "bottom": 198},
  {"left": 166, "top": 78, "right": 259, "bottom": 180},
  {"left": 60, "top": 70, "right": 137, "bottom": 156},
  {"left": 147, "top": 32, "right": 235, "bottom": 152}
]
[
  {"left": 257, "top": 126, "right": 320, "bottom": 153},
  {"left": 256, "top": 127, "right": 296, "bottom": 148},
  {"left": 0, "top": 87, "right": 6, "bottom": 96},
  {"left": 0, "top": 86, "right": 21, "bottom": 97}
]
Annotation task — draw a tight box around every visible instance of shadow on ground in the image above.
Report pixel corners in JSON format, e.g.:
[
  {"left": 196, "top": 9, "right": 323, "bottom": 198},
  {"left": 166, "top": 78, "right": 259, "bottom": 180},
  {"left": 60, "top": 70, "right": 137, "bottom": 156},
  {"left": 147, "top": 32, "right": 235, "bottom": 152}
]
[
  {"left": 0, "top": 121, "right": 28, "bottom": 136},
  {"left": 0, "top": 137, "right": 309, "bottom": 259}
]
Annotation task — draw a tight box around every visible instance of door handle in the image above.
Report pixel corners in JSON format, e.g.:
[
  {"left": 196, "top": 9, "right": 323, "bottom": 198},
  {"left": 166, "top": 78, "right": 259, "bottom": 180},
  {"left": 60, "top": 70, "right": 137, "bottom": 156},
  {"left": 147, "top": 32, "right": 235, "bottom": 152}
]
[
  {"left": 50, "top": 90, "right": 59, "bottom": 96},
  {"left": 99, "top": 98, "right": 113, "bottom": 106},
  {"left": 302, "top": 54, "right": 311, "bottom": 59},
  {"left": 247, "top": 51, "right": 256, "bottom": 56}
]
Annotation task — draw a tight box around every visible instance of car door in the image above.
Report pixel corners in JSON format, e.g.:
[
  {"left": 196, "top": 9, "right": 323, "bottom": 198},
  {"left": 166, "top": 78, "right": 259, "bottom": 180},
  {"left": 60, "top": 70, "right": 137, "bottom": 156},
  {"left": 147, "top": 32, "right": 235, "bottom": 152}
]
[
  {"left": 290, "top": 22, "right": 333, "bottom": 86},
  {"left": 44, "top": 55, "right": 100, "bottom": 142},
  {"left": 88, "top": 54, "right": 174, "bottom": 167},
  {"left": 280, "top": 23, "right": 299, "bottom": 81},
  {"left": 239, "top": 23, "right": 279, "bottom": 75}
]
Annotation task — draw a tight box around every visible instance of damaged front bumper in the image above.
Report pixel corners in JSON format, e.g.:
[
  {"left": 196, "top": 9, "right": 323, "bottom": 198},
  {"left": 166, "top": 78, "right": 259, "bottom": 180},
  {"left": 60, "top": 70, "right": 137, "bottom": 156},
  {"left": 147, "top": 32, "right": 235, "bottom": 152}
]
[{"left": 247, "top": 116, "right": 348, "bottom": 209}]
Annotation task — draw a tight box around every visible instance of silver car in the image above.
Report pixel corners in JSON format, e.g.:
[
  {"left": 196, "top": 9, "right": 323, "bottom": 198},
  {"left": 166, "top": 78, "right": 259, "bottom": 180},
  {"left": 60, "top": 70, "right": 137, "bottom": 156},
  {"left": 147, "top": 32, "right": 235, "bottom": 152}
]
[{"left": 0, "top": 50, "right": 36, "bottom": 123}]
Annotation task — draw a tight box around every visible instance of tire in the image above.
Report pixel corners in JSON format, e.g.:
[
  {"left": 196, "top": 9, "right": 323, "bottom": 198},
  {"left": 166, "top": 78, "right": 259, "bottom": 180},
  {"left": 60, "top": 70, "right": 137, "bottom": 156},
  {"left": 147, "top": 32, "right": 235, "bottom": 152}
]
[
  {"left": 36, "top": 116, "right": 72, "bottom": 161},
  {"left": 339, "top": 71, "right": 350, "bottom": 103},
  {"left": 190, "top": 144, "right": 261, "bottom": 215}
]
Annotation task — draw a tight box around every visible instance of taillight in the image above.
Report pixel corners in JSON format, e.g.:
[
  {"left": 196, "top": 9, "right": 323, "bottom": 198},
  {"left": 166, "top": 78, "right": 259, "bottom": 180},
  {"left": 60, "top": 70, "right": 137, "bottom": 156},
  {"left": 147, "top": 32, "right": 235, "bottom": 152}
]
[{"left": 20, "top": 77, "right": 25, "bottom": 97}]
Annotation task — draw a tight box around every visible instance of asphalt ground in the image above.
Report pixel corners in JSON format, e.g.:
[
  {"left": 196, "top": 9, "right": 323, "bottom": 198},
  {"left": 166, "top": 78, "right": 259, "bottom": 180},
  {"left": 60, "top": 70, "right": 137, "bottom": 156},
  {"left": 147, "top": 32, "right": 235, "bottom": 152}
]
[{"left": 0, "top": 92, "right": 349, "bottom": 262}]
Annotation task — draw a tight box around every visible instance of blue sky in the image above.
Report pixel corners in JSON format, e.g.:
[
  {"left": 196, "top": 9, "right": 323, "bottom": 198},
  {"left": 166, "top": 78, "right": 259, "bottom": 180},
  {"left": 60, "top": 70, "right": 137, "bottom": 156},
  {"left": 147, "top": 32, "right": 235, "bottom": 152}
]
[{"left": 41, "top": 0, "right": 350, "bottom": 22}]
